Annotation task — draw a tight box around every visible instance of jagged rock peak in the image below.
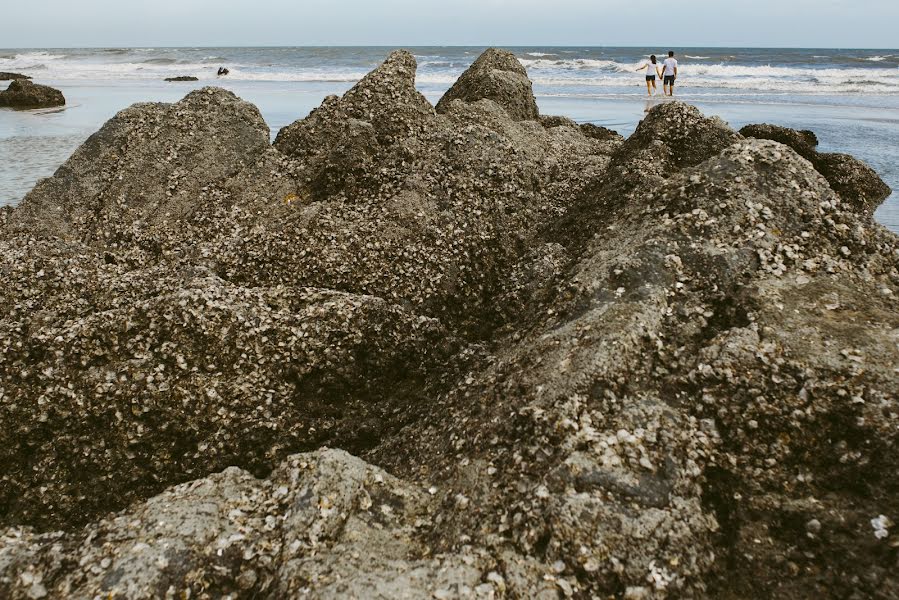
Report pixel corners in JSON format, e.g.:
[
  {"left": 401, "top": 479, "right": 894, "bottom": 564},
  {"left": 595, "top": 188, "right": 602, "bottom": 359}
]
[
  {"left": 274, "top": 49, "right": 434, "bottom": 155},
  {"left": 627, "top": 101, "right": 740, "bottom": 168},
  {"left": 436, "top": 47, "right": 539, "bottom": 121}
]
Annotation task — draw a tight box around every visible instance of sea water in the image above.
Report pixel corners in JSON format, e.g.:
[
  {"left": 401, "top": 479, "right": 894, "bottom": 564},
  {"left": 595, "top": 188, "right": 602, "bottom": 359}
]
[{"left": 1, "top": 46, "right": 897, "bottom": 232}]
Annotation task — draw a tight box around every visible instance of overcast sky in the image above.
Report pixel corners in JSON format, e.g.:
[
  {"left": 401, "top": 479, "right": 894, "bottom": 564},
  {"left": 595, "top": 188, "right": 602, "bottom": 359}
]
[{"left": 5, "top": 0, "right": 898, "bottom": 48}]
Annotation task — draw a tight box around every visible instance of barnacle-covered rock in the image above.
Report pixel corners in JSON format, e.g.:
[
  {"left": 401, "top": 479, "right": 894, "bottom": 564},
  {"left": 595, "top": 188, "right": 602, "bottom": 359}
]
[
  {"left": 741, "top": 122, "right": 891, "bottom": 215},
  {"left": 0, "top": 79, "right": 64, "bottom": 109},
  {"left": 436, "top": 47, "right": 539, "bottom": 121},
  {"left": 1, "top": 48, "right": 897, "bottom": 600},
  {"left": 8, "top": 87, "right": 269, "bottom": 242}
]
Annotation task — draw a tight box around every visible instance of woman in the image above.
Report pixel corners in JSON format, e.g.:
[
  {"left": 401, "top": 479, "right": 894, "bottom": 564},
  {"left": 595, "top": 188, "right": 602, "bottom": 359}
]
[{"left": 636, "top": 55, "right": 661, "bottom": 96}]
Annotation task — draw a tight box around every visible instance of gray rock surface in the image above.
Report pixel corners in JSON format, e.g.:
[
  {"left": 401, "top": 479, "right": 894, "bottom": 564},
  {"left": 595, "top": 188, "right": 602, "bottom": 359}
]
[
  {"left": 740, "top": 122, "right": 891, "bottom": 215},
  {"left": 0, "top": 79, "right": 64, "bottom": 109},
  {"left": 1, "top": 48, "right": 897, "bottom": 599},
  {"left": 436, "top": 48, "right": 539, "bottom": 121},
  {"left": 0, "top": 72, "right": 32, "bottom": 81},
  {"left": 164, "top": 76, "right": 199, "bottom": 82}
]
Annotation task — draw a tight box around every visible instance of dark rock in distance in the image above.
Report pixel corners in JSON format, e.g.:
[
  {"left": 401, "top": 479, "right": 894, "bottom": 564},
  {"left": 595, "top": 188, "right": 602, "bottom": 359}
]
[
  {"left": 740, "top": 123, "right": 819, "bottom": 159},
  {"left": 0, "top": 79, "right": 65, "bottom": 109},
  {"left": 436, "top": 47, "right": 539, "bottom": 121},
  {"left": 579, "top": 122, "right": 623, "bottom": 142},
  {"left": 0, "top": 72, "right": 32, "bottom": 81},
  {"left": 164, "top": 76, "right": 199, "bottom": 82}
]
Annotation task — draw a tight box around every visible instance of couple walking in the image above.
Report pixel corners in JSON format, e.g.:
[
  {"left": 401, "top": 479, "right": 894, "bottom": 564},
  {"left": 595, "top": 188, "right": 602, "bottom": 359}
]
[{"left": 637, "top": 51, "right": 678, "bottom": 96}]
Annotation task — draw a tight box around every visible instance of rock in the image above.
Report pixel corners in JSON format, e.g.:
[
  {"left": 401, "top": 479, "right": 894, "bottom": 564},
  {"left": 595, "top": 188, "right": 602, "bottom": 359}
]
[
  {"left": 548, "top": 101, "right": 740, "bottom": 249},
  {"left": 740, "top": 122, "right": 891, "bottom": 215},
  {"left": 275, "top": 49, "right": 434, "bottom": 155},
  {"left": 0, "top": 72, "right": 31, "bottom": 81},
  {"left": 739, "top": 123, "right": 818, "bottom": 159},
  {"left": 0, "top": 48, "right": 897, "bottom": 600},
  {"left": 540, "top": 114, "right": 577, "bottom": 129},
  {"left": 809, "top": 151, "right": 892, "bottom": 214},
  {"left": 0, "top": 450, "right": 496, "bottom": 599},
  {"left": 579, "top": 122, "right": 623, "bottom": 142},
  {"left": 0, "top": 79, "right": 64, "bottom": 109},
  {"left": 164, "top": 76, "right": 199, "bottom": 82},
  {"left": 436, "top": 48, "right": 539, "bottom": 121},
  {"left": 8, "top": 87, "right": 269, "bottom": 242}
]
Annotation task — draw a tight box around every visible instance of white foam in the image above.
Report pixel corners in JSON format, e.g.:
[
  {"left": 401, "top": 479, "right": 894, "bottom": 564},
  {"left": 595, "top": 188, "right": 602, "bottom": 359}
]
[
  {"left": 685, "top": 55, "right": 711, "bottom": 59},
  {"left": 3, "top": 50, "right": 898, "bottom": 95}
]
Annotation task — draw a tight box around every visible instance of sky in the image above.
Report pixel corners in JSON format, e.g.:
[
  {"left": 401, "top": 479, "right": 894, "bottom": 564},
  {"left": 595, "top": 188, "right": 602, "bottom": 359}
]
[{"left": 4, "top": 0, "right": 898, "bottom": 48}]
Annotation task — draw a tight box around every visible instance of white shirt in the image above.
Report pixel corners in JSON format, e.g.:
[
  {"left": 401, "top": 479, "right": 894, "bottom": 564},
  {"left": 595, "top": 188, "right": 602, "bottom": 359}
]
[
  {"left": 644, "top": 61, "right": 659, "bottom": 76},
  {"left": 663, "top": 57, "right": 678, "bottom": 76}
]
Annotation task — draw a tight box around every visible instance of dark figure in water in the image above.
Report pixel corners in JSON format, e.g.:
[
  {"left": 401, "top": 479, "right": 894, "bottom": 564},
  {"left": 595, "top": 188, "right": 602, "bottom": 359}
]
[{"left": 217, "top": 67, "right": 230, "bottom": 76}]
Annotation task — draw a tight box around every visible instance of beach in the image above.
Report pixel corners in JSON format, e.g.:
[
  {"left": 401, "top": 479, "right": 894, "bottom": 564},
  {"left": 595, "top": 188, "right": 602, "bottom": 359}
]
[
  {"left": 1, "top": 46, "right": 898, "bottom": 232},
  {"left": 1, "top": 46, "right": 898, "bottom": 599}
]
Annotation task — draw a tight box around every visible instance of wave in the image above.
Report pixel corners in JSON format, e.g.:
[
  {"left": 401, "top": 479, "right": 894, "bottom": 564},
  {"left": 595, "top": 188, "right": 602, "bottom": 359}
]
[
  {"left": 141, "top": 58, "right": 178, "bottom": 65},
  {"left": 685, "top": 55, "right": 710, "bottom": 59},
  {"left": 866, "top": 55, "right": 892, "bottom": 62},
  {"left": 518, "top": 57, "right": 629, "bottom": 72},
  {"left": 0, "top": 51, "right": 67, "bottom": 66},
  {"left": 525, "top": 52, "right": 556, "bottom": 57}
]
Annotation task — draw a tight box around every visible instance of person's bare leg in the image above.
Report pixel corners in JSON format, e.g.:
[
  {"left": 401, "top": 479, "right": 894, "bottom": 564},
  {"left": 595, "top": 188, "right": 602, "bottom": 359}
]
[{"left": 646, "top": 80, "right": 652, "bottom": 96}]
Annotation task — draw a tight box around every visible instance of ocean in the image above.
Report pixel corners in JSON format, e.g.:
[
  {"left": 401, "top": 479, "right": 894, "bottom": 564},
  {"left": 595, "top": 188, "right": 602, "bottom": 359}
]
[{"left": 2, "top": 46, "right": 898, "bottom": 232}]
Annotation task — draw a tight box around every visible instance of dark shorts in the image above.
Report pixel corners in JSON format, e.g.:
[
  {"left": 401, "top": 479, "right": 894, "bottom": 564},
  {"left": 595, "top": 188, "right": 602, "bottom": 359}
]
[
  {"left": 646, "top": 75, "right": 655, "bottom": 81},
  {"left": 664, "top": 75, "right": 676, "bottom": 85}
]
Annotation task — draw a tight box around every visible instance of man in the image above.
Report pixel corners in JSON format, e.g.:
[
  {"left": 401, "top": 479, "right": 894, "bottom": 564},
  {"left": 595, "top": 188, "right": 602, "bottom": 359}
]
[{"left": 662, "top": 51, "right": 678, "bottom": 96}]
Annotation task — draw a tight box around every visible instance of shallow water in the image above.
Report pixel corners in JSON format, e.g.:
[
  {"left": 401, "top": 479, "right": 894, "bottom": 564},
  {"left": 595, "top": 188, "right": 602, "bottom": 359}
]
[{"left": 1, "top": 46, "right": 897, "bottom": 233}]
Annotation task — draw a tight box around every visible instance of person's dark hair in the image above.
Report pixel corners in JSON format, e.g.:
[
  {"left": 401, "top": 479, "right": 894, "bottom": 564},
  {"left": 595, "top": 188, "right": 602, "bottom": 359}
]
[
  {"left": 650, "top": 54, "right": 657, "bottom": 64},
  {"left": 668, "top": 51, "right": 675, "bottom": 57}
]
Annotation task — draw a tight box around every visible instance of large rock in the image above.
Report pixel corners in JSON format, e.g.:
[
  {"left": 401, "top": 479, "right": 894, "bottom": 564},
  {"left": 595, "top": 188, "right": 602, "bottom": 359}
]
[
  {"left": 740, "top": 122, "right": 891, "bottom": 215},
  {"left": 0, "top": 79, "right": 64, "bottom": 109},
  {"left": 8, "top": 87, "right": 269, "bottom": 243},
  {"left": 0, "top": 450, "right": 514, "bottom": 599},
  {"left": 436, "top": 48, "right": 539, "bottom": 121},
  {"left": 548, "top": 101, "right": 741, "bottom": 249},
  {"left": 164, "top": 75, "right": 199, "bottom": 82},
  {"left": 1, "top": 48, "right": 897, "bottom": 600},
  {"left": 0, "top": 72, "right": 31, "bottom": 81}
]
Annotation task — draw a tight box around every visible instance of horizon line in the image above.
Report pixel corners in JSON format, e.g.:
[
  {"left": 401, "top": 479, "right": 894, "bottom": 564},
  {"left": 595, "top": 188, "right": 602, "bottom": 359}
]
[{"left": 3, "top": 44, "right": 899, "bottom": 51}]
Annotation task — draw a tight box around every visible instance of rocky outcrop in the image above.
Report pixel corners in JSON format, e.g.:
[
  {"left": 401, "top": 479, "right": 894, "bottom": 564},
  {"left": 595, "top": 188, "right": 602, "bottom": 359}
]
[
  {"left": 548, "top": 101, "right": 741, "bottom": 249},
  {"left": 0, "top": 449, "right": 516, "bottom": 599},
  {"left": 0, "top": 72, "right": 31, "bottom": 81},
  {"left": 436, "top": 48, "right": 539, "bottom": 121},
  {"left": 8, "top": 87, "right": 269, "bottom": 241},
  {"left": 0, "top": 79, "right": 64, "bottom": 109},
  {"left": 164, "top": 75, "right": 199, "bottom": 82},
  {"left": 1, "top": 49, "right": 897, "bottom": 600},
  {"left": 739, "top": 123, "right": 819, "bottom": 158},
  {"left": 741, "top": 122, "right": 891, "bottom": 215}
]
